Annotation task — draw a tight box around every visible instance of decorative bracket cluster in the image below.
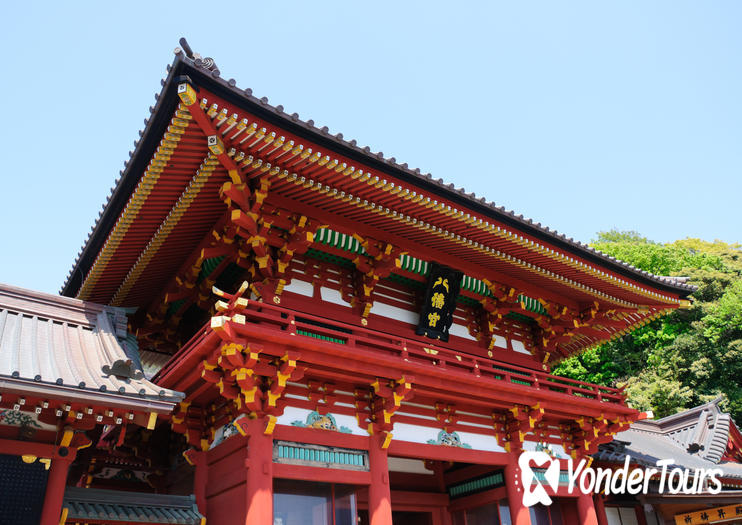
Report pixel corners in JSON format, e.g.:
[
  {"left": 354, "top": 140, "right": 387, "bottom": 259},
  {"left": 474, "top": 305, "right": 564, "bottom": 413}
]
[
  {"left": 354, "top": 376, "right": 413, "bottom": 448},
  {"left": 178, "top": 82, "right": 325, "bottom": 307},
  {"left": 201, "top": 282, "right": 305, "bottom": 434},
  {"left": 560, "top": 414, "right": 631, "bottom": 460},
  {"left": 141, "top": 216, "right": 238, "bottom": 345},
  {"left": 465, "top": 276, "right": 629, "bottom": 361},
  {"left": 350, "top": 236, "right": 403, "bottom": 319},
  {"left": 491, "top": 403, "right": 544, "bottom": 453},
  {"left": 307, "top": 381, "right": 337, "bottom": 415},
  {"left": 534, "top": 301, "right": 631, "bottom": 358},
  {"left": 171, "top": 401, "right": 209, "bottom": 450},
  {"left": 255, "top": 214, "right": 319, "bottom": 302},
  {"left": 434, "top": 403, "right": 459, "bottom": 433},
  {"left": 476, "top": 281, "right": 524, "bottom": 350}
]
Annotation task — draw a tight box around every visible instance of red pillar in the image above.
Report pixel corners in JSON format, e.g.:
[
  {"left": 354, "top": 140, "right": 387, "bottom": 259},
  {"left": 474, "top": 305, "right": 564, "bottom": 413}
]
[
  {"left": 185, "top": 450, "right": 208, "bottom": 516},
  {"left": 504, "top": 461, "right": 531, "bottom": 525},
  {"left": 633, "top": 504, "right": 648, "bottom": 525},
  {"left": 39, "top": 456, "right": 73, "bottom": 525},
  {"left": 245, "top": 418, "right": 274, "bottom": 525},
  {"left": 368, "top": 434, "right": 393, "bottom": 525},
  {"left": 593, "top": 494, "right": 608, "bottom": 525},
  {"left": 576, "top": 491, "right": 599, "bottom": 525}
]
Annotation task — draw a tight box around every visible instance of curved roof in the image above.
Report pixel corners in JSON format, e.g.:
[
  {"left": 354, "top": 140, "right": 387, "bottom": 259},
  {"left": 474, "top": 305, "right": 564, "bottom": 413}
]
[
  {"left": 60, "top": 41, "right": 695, "bottom": 302},
  {"left": 63, "top": 487, "right": 203, "bottom": 524},
  {"left": 0, "top": 283, "right": 183, "bottom": 411},
  {"left": 595, "top": 398, "right": 742, "bottom": 481}
]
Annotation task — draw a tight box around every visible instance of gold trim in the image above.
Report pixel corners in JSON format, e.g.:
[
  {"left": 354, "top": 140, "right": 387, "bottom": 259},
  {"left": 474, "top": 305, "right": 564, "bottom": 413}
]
[
  {"left": 58, "top": 507, "right": 69, "bottom": 525},
  {"left": 77, "top": 107, "right": 191, "bottom": 300},
  {"left": 277, "top": 173, "right": 644, "bottom": 309},
  {"left": 110, "top": 153, "right": 218, "bottom": 305}
]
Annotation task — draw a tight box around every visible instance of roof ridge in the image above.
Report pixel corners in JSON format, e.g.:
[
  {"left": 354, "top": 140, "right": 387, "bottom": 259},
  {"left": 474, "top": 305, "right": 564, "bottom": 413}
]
[
  {"left": 653, "top": 396, "right": 726, "bottom": 426},
  {"left": 59, "top": 38, "right": 698, "bottom": 298},
  {"left": 0, "top": 282, "right": 111, "bottom": 328}
]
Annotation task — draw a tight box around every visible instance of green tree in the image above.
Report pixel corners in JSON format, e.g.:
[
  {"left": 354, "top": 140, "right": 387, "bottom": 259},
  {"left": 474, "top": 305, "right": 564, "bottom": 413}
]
[{"left": 553, "top": 231, "right": 742, "bottom": 423}]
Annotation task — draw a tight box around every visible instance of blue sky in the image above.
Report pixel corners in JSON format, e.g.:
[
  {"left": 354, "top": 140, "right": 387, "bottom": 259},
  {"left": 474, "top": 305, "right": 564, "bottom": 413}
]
[{"left": 1, "top": 2, "right": 740, "bottom": 295}]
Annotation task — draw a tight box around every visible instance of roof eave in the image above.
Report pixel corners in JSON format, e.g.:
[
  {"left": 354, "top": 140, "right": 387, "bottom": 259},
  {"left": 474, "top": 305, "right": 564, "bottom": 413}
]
[
  {"left": 0, "top": 376, "right": 182, "bottom": 413},
  {"left": 60, "top": 54, "right": 185, "bottom": 298},
  {"left": 61, "top": 52, "right": 696, "bottom": 300}
]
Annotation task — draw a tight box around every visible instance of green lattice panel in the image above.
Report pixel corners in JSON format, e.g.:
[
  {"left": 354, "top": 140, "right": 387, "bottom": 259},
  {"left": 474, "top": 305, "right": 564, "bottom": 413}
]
[{"left": 448, "top": 472, "right": 504, "bottom": 498}]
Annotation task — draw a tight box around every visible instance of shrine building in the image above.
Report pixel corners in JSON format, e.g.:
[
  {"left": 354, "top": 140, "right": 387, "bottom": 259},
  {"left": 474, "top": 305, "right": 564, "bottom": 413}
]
[{"left": 0, "top": 39, "right": 703, "bottom": 525}]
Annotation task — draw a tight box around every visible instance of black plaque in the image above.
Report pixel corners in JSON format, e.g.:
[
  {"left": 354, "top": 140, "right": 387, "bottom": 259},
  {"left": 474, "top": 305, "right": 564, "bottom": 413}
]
[{"left": 415, "top": 262, "right": 462, "bottom": 342}]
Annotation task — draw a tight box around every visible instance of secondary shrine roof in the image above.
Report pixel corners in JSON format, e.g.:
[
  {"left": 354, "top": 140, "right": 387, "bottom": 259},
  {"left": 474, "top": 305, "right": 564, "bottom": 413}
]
[
  {"left": 63, "top": 487, "right": 204, "bottom": 524},
  {"left": 0, "top": 283, "right": 182, "bottom": 411},
  {"left": 595, "top": 398, "right": 742, "bottom": 482}
]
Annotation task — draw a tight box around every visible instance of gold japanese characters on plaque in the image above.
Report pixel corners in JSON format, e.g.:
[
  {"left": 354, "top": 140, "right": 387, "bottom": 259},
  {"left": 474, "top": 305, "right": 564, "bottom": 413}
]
[{"left": 415, "top": 263, "right": 462, "bottom": 342}]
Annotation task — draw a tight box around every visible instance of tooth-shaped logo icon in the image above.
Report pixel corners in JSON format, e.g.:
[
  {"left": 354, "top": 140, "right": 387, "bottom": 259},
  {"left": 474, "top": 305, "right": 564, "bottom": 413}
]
[{"left": 518, "top": 451, "right": 560, "bottom": 507}]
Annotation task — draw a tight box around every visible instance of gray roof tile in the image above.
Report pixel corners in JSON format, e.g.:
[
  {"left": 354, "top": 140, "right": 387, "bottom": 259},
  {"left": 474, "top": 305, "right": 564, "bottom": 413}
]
[
  {"left": 595, "top": 398, "right": 742, "bottom": 479},
  {"left": 0, "top": 283, "right": 183, "bottom": 410},
  {"left": 60, "top": 39, "right": 698, "bottom": 299},
  {"left": 63, "top": 487, "right": 203, "bottom": 524}
]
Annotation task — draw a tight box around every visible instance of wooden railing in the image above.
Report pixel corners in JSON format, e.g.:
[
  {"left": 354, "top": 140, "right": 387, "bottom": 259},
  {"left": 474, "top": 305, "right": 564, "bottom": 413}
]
[{"left": 216, "top": 300, "right": 626, "bottom": 405}]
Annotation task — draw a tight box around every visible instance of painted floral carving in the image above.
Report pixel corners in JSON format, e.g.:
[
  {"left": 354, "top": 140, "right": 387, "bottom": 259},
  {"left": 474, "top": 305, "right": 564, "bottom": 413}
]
[
  {"left": 427, "top": 430, "right": 472, "bottom": 448},
  {"left": 291, "top": 411, "right": 352, "bottom": 433},
  {"left": 0, "top": 410, "right": 42, "bottom": 428}
]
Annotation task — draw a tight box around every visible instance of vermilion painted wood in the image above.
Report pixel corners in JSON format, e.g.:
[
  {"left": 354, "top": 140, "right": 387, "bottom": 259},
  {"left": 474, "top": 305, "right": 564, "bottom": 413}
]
[
  {"left": 206, "top": 432, "right": 247, "bottom": 464},
  {"left": 178, "top": 88, "right": 682, "bottom": 306},
  {"left": 634, "top": 504, "right": 648, "bottom": 525},
  {"left": 184, "top": 450, "right": 207, "bottom": 516},
  {"left": 153, "top": 291, "right": 646, "bottom": 420},
  {"left": 163, "top": 300, "right": 590, "bottom": 402},
  {"left": 505, "top": 462, "right": 532, "bottom": 525},
  {"left": 389, "top": 490, "right": 450, "bottom": 507},
  {"left": 191, "top": 301, "right": 632, "bottom": 417},
  {"left": 723, "top": 421, "right": 742, "bottom": 462},
  {"left": 357, "top": 490, "right": 453, "bottom": 524},
  {"left": 39, "top": 456, "right": 73, "bottom": 525},
  {"left": 576, "top": 491, "right": 599, "bottom": 525},
  {"left": 277, "top": 291, "right": 543, "bottom": 370},
  {"left": 443, "top": 464, "right": 502, "bottom": 486},
  {"left": 86, "top": 81, "right": 686, "bottom": 349},
  {"left": 153, "top": 299, "right": 636, "bottom": 465},
  {"left": 203, "top": 437, "right": 248, "bottom": 502},
  {"left": 0, "top": 426, "right": 56, "bottom": 443},
  {"left": 356, "top": 489, "right": 451, "bottom": 507},
  {"left": 0, "top": 438, "right": 73, "bottom": 459},
  {"left": 388, "top": 472, "right": 441, "bottom": 492},
  {"left": 268, "top": 192, "right": 589, "bottom": 310},
  {"left": 272, "top": 463, "right": 371, "bottom": 485},
  {"left": 594, "top": 495, "right": 609, "bottom": 525},
  {"left": 0, "top": 392, "right": 156, "bottom": 433},
  {"left": 447, "top": 486, "right": 508, "bottom": 513},
  {"left": 207, "top": 483, "right": 245, "bottom": 525},
  {"left": 209, "top": 445, "right": 248, "bottom": 476},
  {"left": 560, "top": 498, "right": 579, "bottom": 524},
  {"left": 81, "top": 120, "right": 212, "bottom": 304},
  {"left": 154, "top": 328, "right": 219, "bottom": 385},
  {"left": 388, "top": 441, "right": 509, "bottom": 466},
  {"left": 273, "top": 425, "right": 369, "bottom": 449},
  {"left": 368, "top": 433, "right": 393, "bottom": 525},
  {"left": 245, "top": 418, "right": 274, "bottom": 525},
  {"left": 204, "top": 467, "right": 247, "bottom": 500}
]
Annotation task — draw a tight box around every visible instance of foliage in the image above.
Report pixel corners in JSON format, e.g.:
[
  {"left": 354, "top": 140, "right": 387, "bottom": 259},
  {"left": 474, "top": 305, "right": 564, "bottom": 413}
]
[{"left": 553, "top": 231, "right": 742, "bottom": 423}]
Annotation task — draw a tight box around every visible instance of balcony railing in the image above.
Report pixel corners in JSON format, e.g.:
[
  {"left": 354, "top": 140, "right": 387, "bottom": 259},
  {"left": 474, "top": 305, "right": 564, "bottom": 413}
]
[{"left": 206, "top": 300, "right": 626, "bottom": 406}]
